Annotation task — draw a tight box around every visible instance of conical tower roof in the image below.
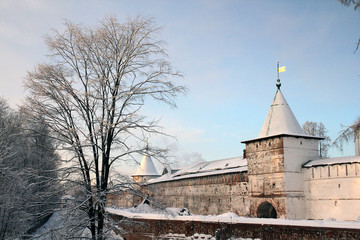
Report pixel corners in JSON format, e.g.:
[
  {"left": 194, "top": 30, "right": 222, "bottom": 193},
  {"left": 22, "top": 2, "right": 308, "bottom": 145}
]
[
  {"left": 258, "top": 88, "right": 305, "bottom": 138},
  {"left": 242, "top": 79, "right": 322, "bottom": 144},
  {"left": 132, "top": 153, "right": 160, "bottom": 177}
]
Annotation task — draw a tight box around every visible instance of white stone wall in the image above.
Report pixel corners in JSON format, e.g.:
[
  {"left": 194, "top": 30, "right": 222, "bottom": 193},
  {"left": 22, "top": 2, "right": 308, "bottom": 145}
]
[
  {"left": 304, "top": 163, "right": 360, "bottom": 220},
  {"left": 283, "top": 137, "right": 319, "bottom": 220},
  {"left": 283, "top": 137, "right": 319, "bottom": 173}
]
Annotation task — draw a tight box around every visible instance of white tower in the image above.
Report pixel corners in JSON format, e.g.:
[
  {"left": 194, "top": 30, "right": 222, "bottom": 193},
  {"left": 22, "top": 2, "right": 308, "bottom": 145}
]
[{"left": 132, "top": 145, "right": 160, "bottom": 183}]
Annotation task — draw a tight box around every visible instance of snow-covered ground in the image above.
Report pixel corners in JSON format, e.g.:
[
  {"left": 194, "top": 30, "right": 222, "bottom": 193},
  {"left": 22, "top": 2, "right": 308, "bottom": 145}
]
[
  {"left": 107, "top": 204, "right": 360, "bottom": 230},
  {"left": 32, "top": 210, "right": 123, "bottom": 240},
  {"left": 32, "top": 210, "right": 88, "bottom": 239}
]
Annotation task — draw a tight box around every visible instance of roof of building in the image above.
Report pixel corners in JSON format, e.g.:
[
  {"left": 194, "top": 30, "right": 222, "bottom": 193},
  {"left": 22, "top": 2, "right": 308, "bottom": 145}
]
[
  {"left": 132, "top": 154, "right": 160, "bottom": 177},
  {"left": 147, "top": 156, "right": 247, "bottom": 184},
  {"left": 242, "top": 83, "right": 322, "bottom": 143},
  {"left": 259, "top": 88, "right": 306, "bottom": 137},
  {"left": 303, "top": 156, "right": 360, "bottom": 168}
]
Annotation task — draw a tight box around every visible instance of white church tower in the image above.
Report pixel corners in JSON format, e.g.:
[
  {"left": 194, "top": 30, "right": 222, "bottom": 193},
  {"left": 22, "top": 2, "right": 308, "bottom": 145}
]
[
  {"left": 242, "top": 78, "right": 323, "bottom": 219},
  {"left": 132, "top": 144, "right": 160, "bottom": 183}
]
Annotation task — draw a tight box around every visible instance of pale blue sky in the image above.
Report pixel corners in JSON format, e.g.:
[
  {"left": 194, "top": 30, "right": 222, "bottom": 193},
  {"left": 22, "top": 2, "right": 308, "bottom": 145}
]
[{"left": 1, "top": 0, "right": 359, "bottom": 172}]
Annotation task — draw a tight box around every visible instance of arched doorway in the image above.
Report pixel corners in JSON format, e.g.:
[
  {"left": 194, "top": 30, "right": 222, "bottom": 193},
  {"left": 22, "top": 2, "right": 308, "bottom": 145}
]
[{"left": 257, "top": 201, "right": 277, "bottom": 218}]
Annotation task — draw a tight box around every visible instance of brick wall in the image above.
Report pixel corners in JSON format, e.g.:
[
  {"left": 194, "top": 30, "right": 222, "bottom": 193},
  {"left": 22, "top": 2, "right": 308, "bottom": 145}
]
[
  {"left": 110, "top": 214, "right": 360, "bottom": 240},
  {"left": 246, "top": 137, "right": 286, "bottom": 218},
  {"left": 107, "top": 190, "right": 139, "bottom": 208},
  {"left": 145, "top": 172, "right": 249, "bottom": 216}
]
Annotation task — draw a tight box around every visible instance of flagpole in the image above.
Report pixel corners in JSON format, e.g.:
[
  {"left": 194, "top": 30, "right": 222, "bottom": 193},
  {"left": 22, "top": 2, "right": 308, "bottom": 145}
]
[{"left": 276, "top": 60, "right": 281, "bottom": 89}]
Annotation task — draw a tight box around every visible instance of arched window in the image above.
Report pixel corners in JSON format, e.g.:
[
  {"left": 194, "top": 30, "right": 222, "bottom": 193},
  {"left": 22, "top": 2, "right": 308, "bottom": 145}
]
[{"left": 257, "top": 201, "right": 277, "bottom": 218}]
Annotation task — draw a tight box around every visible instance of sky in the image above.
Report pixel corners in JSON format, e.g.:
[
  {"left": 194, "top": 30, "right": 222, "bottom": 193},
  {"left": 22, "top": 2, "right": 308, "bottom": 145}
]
[{"left": 1, "top": 0, "right": 360, "bottom": 174}]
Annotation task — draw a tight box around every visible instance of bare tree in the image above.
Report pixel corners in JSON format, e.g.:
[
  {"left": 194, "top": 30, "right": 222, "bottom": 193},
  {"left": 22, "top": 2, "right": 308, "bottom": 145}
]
[
  {"left": 24, "top": 16, "right": 186, "bottom": 239},
  {"left": 302, "top": 121, "right": 331, "bottom": 158},
  {"left": 332, "top": 117, "right": 360, "bottom": 152},
  {"left": 336, "top": 1, "right": 360, "bottom": 151},
  {"left": 338, "top": 0, "right": 360, "bottom": 10},
  {"left": 339, "top": 0, "right": 360, "bottom": 51},
  {"left": 0, "top": 98, "right": 61, "bottom": 239}
]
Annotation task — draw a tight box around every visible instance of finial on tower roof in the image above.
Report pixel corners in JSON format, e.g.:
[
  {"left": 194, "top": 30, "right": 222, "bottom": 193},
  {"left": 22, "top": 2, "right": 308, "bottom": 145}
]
[
  {"left": 146, "top": 139, "right": 149, "bottom": 152},
  {"left": 276, "top": 79, "right": 281, "bottom": 89}
]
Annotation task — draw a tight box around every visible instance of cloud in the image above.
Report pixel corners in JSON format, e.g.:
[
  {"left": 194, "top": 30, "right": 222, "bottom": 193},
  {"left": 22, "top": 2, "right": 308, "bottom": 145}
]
[{"left": 173, "top": 152, "right": 205, "bottom": 168}]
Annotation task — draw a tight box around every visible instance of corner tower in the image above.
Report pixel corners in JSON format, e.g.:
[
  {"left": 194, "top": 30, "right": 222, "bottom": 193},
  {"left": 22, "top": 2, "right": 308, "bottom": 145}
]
[
  {"left": 132, "top": 145, "right": 160, "bottom": 183},
  {"left": 242, "top": 79, "right": 322, "bottom": 220}
]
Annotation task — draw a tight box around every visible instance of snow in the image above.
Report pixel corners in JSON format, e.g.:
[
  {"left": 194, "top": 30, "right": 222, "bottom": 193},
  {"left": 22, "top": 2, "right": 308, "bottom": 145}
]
[
  {"left": 107, "top": 205, "right": 360, "bottom": 230},
  {"left": 32, "top": 210, "right": 91, "bottom": 239},
  {"left": 159, "top": 233, "right": 258, "bottom": 240},
  {"left": 132, "top": 154, "right": 160, "bottom": 176},
  {"left": 258, "top": 89, "right": 305, "bottom": 138},
  {"left": 108, "top": 204, "right": 190, "bottom": 219},
  {"left": 33, "top": 210, "right": 123, "bottom": 239},
  {"left": 303, "top": 156, "right": 360, "bottom": 167},
  {"left": 147, "top": 157, "right": 247, "bottom": 184}
]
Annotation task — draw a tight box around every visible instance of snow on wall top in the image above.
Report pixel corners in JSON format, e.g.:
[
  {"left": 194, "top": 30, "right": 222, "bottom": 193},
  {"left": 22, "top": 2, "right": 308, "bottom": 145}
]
[
  {"left": 303, "top": 156, "right": 360, "bottom": 168},
  {"left": 106, "top": 206, "right": 360, "bottom": 230},
  {"left": 132, "top": 154, "right": 160, "bottom": 176},
  {"left": 258, "top": 89, "right": 306, "bottom": 138},
  {"left": 147, "top": 156, "right": 247, "bottom": 184}
]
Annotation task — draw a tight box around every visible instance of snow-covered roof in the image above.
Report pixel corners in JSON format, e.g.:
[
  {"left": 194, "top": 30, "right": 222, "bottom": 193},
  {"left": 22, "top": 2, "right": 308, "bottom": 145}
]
[
  {"left": 303, "top": 156, "right": 360, "bottom": 168},
  {"left": 243, "top": 87, "right": 322, "bottom": 143},
  {"left": 147, "top": 157, "right": 247, "bottom": 184},
  {"left": 132, "top": 154, "right": 160, "bottom": 177},
  {"left": 259, "top": 89, "right": 306, "bottom": 138}
]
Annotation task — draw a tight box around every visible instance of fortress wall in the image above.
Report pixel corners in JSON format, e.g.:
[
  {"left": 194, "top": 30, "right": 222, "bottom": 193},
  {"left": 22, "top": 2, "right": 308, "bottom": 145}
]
[
  {"left": 107, "top": 190, "right": 137, "bottom": 208},
  {"left": 304, "top": 163, "right": 360, "bottom": 220},
  {"left": 146, "top": 172, "right": 249, "bottom": 216}
]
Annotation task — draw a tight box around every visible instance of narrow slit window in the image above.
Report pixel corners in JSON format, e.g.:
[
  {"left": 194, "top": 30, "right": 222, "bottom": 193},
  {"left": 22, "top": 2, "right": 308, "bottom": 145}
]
[
  {"left": 312, "top": 168, "right": 314, "bottom": 178},
  {"left": 346, "top": 165, "right": 348, "bottom": 176}
]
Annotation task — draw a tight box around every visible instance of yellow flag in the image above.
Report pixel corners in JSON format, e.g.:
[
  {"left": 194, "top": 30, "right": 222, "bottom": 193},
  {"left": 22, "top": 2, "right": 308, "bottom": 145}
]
[{"left": 278, "top": 66, "right": 286, "bottom": 72}]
